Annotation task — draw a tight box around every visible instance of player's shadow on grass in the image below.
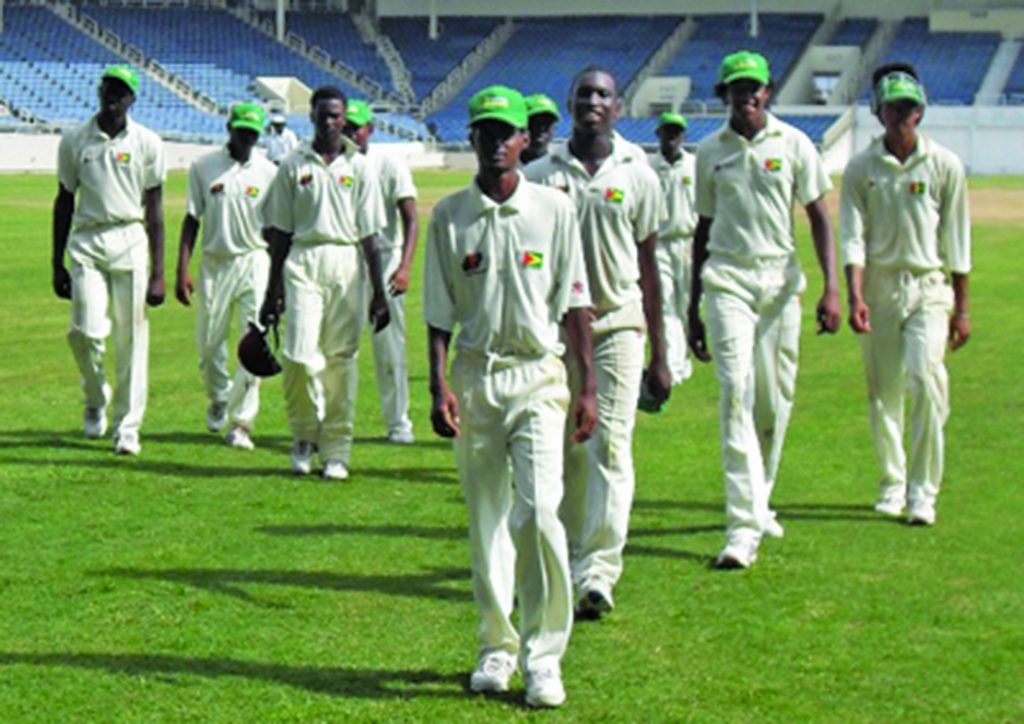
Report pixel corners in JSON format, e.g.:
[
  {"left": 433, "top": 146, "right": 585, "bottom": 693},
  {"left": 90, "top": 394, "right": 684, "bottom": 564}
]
[
  {"left": 256, "top": 523, "right": 466, "bottom": 540},
  {"left": 773, "top": 502, "right": 893, "bottom": 522},
  {"left": 632, "top": 499, "right": 722, "bottom": 513},
  {"left": 0, "top": 651, "right": 464, "bottom": 700},
  {"left": 626, "top": 524, "right": 721, "bottom": 566},
  {"left": 0, "top": 428, "right": 106, "bottom": 452},
  {"left": 92, "top": 565, "right": 471, "bottom": 607}
]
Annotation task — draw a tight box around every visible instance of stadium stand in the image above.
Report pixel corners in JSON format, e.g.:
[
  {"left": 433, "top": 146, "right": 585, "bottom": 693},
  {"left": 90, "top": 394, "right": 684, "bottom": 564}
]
[
  {"left": 829, "top": 18, "right": 877, "bottom": 47},
  {"left": 0, "top": 6, "right": 222, "bottom": 136},
  {"left": 860, "top": 18, "right": 1000, "bottom": 104},
  {"left": 660, "top": 13, "right": 822, "bottom": 106},
  {"left": 1004, "top": 51, "right": 1024, "bottom": 103},
  {"left": 381, "top": 16, "right": 500, "bottom": 101},
  {"left": 423, "top": 15, "right": 679, "bottom": 142},
  {"left": 284, "top": 11, "right": 394, "bottom": 94},
  {"left": 616, "top": 113, "right": 840, "bottom": 146}
]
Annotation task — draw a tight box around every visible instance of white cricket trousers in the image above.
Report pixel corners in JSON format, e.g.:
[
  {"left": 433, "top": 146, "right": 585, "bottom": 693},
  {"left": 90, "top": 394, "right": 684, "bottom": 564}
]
[
  {"left": 860, "top": 267, "right": 952, "bottom": 507},
  {"left": 657, "top": 237, "right": 693, "bottom": 385},
  {"left": 368, "top": 246, "right": 413, "bottom": 436},
  {"left": 67, "top": 223, "right": 149, "bottom": 440},
  {"left": 195, "top": 250, "right": 269, "bottom": 431},
  {"left": 703, "top": 255, "right": 804, "bottom": 545},
  {"left": 451, "top": 352, "right": 573, "bottom": 673},
  {"left": 281, "top": 244, "right": 364, "bottom": 464},
  {"left": 562, "top": 327, "right": 645, "bottom": 595}
]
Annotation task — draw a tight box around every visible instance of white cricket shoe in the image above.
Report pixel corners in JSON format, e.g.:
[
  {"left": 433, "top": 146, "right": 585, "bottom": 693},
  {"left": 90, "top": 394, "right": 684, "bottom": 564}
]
[
  {"left": 907, "top": 500, "right": 936, "bottom": 526},
  {"left": 322, "top": 460, "right": 349, "bottom": 481},
  {"left": 763, "top": 511, "right": 785, "bottom": 539},
  {"left": 525, "top": 667, "right": 566, "bottom": 708},
  {"left": 224, "top": 426, "right": 255, "bottom": 451},
  {"left": 83, "top": 406, "right": 107, "bottom": 439},
  {"left": 113, "top": 431, "right": 141, "bottom": 456},
  {"left": 206, "top": 402, "right": 227, "bottom": 433},
  {"left": 290, "top": 440, "right": 315, "bottom": 475},
  {"left": 387, "top": 428, "right": 415, "bottom": 445},
  {"left": 470, "top": 652, "right": 516, "bottom": 694},
  {"left": 875, "top": 483, "right": 907, "bottom": 516},
  {"left": 714, "top": 539, "right": 759, "bottom": 570}
]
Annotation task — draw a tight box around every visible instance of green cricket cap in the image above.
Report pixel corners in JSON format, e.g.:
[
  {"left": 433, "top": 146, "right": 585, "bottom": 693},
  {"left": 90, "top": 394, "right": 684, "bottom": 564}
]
[
  {"left": 346, "top": 99, "right": 374, "bottom": 126},
  {"left": 102, "top": 65, "right": 139, "bottom": 95},
  {"left": 658, "top": 112, "right": 688, "bottom": 130},
  {"left": 229, "top": 102, "right": 266, "bottom": 133},
  {"left": 467, "top": 85, "right": 528, "bottom": 129},
  {"left": 718, "top": 51, "right": 771, "bottom": 87},
  {"left": 875, "top": 71, "right": 926, "bottom": 107},
  {"left": 525, "top": 93, "right": 561, "bottom": 121}
]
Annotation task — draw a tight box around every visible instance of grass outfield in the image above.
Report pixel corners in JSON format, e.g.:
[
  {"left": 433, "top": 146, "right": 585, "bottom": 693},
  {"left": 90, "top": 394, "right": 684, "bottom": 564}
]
[{"left": 0, "top": 169, "right": 1021, "bottom": 721}]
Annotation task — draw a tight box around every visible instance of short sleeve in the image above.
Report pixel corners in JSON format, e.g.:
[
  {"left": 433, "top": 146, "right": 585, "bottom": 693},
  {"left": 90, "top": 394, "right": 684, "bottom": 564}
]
[
  {"left": 422, "top": 207, "right": 455, "bottom": 332},
  {"left": 356, "top": 157, "right": 386, "bottom": 239},
  {"left": 838, "top": 161, "right": 868, "bottom": 269},
  {"left": 185, "top": 160, "right": 204, "bottom": 219},
  {"left": 144, "top": 134, "right": 166, "bottom": 190},
  {"left": 794, "top": 133, "right": 832, "bottom": 206},
  {"left": 57, "top": 134, "right": 78, "bottom": 193},
  {"left": 632, "top": 166, "right": 661, "bottom": 243},
  {"left": 695, "top": 145, "right": 716, "bottom": 218},
  {"left": 551, "top": 198, "right": 591, "bottom": 319},
  {"left": 263, "top": 165, "right": 294, "bottom": 233},
  {"left": 390, "top": 156, "right": 417, "bottom": 201},
  {"left": 938, "top": 152, "right": 971, "bottom": 274}
]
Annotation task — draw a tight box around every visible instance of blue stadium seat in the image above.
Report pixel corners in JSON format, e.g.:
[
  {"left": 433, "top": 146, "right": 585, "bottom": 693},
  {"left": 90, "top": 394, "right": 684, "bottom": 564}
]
[
  {"left": 286, "top": 12, "right": 394, "bottom": 93},
  {"left": 830, "top": 18, "right": 877, "bottom": 47}
]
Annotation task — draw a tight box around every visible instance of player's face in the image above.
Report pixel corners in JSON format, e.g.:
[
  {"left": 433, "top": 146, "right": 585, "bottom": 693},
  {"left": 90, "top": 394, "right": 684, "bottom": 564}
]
[
  {"left": 657, "top": 125, "right": 684, "bottom": 158},
  {"left": 470, "top": 120, "right": 527, "bottom": 173},
  {"left": 725, "top": 79, "right": 771, "bottom": 129},
  {"left": 879, "top": 100, "right": 923, "bottom": 134},
  {"left": 569, "top": 71, "right": 619, "bottom": 133},
  {"left": 311, "top": 98, "right": 346, "bottom": 145},
  {"left": 343, "top": 121, "right": 373, "bottom": 153},
  {"left": 97, "top": 78, "right": 134, "bottom": 118},
  {"left": 228, "top": 127, "right": 260, "bottom": 157},
  {"left": 527, "top": 114, "right": 557, "bottom": 152}
]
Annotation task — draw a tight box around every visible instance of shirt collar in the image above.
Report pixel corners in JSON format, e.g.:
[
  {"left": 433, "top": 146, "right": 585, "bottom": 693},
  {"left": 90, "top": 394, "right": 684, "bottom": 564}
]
[
  {"left": 222, "top": 144, "right": 253, "bottom": 168},
  {"left": 718, "top": 111, "right": 782, "bottom": 146},
  {"left": 550, "top": 130, "right": 641, "bottom": 172},
  {"left": 89, "top": 114, "right": 133, "bottom": 141},
  {"left": 468, "top": 171, "right": 526, "bottom": 217},
  {"left": 872, "top": 133, "right": 931, "bottom": 167},
  {"left": 298, "top": 137, "right": 359, "bottom": 166}
]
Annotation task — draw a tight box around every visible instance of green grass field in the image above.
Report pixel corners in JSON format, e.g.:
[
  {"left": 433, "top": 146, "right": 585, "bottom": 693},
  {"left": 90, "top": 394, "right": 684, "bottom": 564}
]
[{"left": 0, "top": 169, "right": 1021, "bottom": 721}]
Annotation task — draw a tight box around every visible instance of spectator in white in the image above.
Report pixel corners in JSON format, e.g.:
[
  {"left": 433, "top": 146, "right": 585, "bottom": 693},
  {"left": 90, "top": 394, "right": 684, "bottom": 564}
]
[{"left": 265, "top": 112, "right": 299, "bottom": 165}]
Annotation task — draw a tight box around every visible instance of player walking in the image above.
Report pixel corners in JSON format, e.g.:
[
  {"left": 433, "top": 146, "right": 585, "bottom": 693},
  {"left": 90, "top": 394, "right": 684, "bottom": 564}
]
[
  {"left": 840, "top": 63, "right": 971, "bottom": 526},
  {"left": 688, "top": 51, "right": 842, "bottom": 569},
  {"left": 521, "top": 93, "right": 561, "bottom": 166},
  {"left": 424, "top": 85, "right": 596, "bottom": 708},
  {"left": 343, "top": 99, "right": 419, "bottom": 444},
  {"left": 259, "top": 86, "right": 389, "bottom": 480},
  {"left": 526, "top": 66, "right": 669, "bottom": 619},
  {"left": 176, "top": 102, "right": 277, "bottom": 449},
  {"left": 52, "top": 65, "right": 166, "bottom": 456}
]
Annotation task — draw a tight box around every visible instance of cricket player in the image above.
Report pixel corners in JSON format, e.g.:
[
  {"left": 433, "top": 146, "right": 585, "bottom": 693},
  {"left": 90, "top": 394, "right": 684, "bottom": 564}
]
[
  {"left": 175, "top": 102, "right": 277, "bottom": 450},
  {"left": 521, "top": 93, "right": 561, "bottom": 166},
  {"left": 648, "top": 112, "right": 698, "bottom": 387},
  {"left": 688, "top": 51, "right": 842, "bottom": 569},
  {"left": 526, "top": 66, "right": 670, "bottom": 619},
  {"left": 425, "top": 85, "right": 596, "bottom": 709},
  {"left": 343, "top": 99, "right": 418, "bottom": 444},
  {"left": 52, "top": 64, "right": 166, "bottom": 456},
  {"left": 259, "top": 86, "right": 389, "bottom": 480},
  {"left": 264, "top": 112, "right": 299, "bottom": 165},
  {"left": 840, "top": 63, "right": 971, "bottom": 526}
]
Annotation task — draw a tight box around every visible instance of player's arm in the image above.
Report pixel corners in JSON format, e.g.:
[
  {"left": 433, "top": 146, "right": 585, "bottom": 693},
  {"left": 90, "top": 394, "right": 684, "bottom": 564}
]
[
  {"left": 844, "top": 264, "right": 870, "bottom": 334},
  {"left": 175, "top": 214, "right": 200, "bottom": 306},
  {"left": 804, "top": 196, "right": 841, "bottom": 334},
  {"left": 260, "top": 227, "right": 292, "bottom": 327},
  {"left": 686, "top": 215, "right": 713, "bottom": 362},
  {"left": 638, "top": 231, "right": 670, "bottom": 404},
  {"left": 390, "top": 197, "right": 419, "bottom": 296},
  {"left": 564, "top": 307, "right": 597, "bottom": 443},
  {"left": 360, "top": 233, "right": 391, "bottom": 333},
  {"left": 51, "top": 184, "right": 74, "bottom": 300},
  {"left": 427, "top": 325, "right": 460, "bottom": 438},
  {"left": 143, "top": 185, "right": 166, "bottom": 306}
]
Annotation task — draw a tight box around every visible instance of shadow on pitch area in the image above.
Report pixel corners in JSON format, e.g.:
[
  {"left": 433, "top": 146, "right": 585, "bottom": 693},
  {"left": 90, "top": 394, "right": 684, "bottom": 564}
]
[
  {"left": 91, "top": 565, "right": 471, "bottom": 607},
  {"left": 0, "top": 651, "right": 465, "bottom": 700},
  {"left": 632, "top": 499, "right": 722, "bottom": 513},
  {"left": 256, "top": 523, "right": 466, "bottom": 540},
  {"left": 773, "top": 502, "right": 891, "bottom": 523}
]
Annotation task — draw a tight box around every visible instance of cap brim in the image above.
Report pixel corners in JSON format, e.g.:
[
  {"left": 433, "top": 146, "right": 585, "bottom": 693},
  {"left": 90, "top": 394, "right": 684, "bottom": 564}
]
[
  {"left": 230, "top": 120, "right": 263, "bottom": 133},
  {"left": 879, "top": 91, "right": 923, "bottom": 106},
  {"left": 468, "top": 112, "right": 524, "bottom": 129},
  {"left": 721, "top": 71, "right": 769, "bottom": 86},
  {"left": 102, "top": 75, "right": 137, "bottom": 94}
]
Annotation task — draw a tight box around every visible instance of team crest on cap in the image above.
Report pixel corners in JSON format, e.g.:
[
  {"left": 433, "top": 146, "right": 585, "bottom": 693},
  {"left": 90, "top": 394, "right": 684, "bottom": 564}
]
[
  {"left": 521, "top": 251, "right": 543, "bottom": 269},
  {"left": 481, "top": 97, "right": 509, "bottom": 109},
  {"left": 338, "top": 175, "right": 354, "bottom": 187},
  {"left": 210, "top": 182, "right": 225, "bottom": 195},
  {"left": 604, "top": 187, "right": 625, "bottom": 204},
  {"left": 908, "top": 181, "right": 927, "bottom": 195},
  {"left": 764, "top": 158, "right": 782, "bottom": 172}
]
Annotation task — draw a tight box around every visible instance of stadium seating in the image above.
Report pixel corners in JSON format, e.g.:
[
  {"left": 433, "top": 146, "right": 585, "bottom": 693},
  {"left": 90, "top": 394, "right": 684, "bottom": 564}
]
[
  {"left": 861, "top": 18, "right": 1000, "bottom": 104},
  {"left": 829, "top": 18, "right": 877, "bottom": 47},
  {"left": 616, "top": 113, "right": 839, "bottom": 146},
  {"left": 1004, "top": 51, "right": 1024, "bottom": 102},
  {"left": 381, "top": 16, "right": 501, "bottom": 100},
  {"left": 285, "top": 11, "right": 394, "bottom": 93},
  {"left": 424, "top": 15, "right": 679, "bottom": 142},
  {"left": 661, "top": 14, "right": 822, "bottom": 105}
]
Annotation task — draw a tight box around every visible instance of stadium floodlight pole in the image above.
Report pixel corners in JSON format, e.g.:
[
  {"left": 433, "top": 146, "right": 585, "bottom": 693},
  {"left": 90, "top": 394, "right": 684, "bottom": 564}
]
[
  {"left": 429, "top": 0, "right": 438, "bottom": 40},
  {"left": 276, "top": 0, "right": 285, "bottom": 42},
  {"left": 1, "top": 0, "right": 5, "bottom": 35},
  {"left": 749, "top": 0, "right": 759, "bottom": 38}
]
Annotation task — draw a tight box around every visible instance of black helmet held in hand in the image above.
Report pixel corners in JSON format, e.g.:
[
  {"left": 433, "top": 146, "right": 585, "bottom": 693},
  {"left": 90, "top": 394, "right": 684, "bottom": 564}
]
[{"left": 238, "top": 322, "right": 282, "bottom": 378}]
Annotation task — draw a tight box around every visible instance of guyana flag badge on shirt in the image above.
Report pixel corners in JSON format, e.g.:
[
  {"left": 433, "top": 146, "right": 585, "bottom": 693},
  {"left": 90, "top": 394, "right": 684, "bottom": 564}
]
[
  {"left": 521, "top": 251, "right": 544, "bottom": 269},
  {"left": 338, "top": 175, "right": 354, "bottom": 187},
  {"left": 909, "top": 181, "right": 927, "bottom": 195},
  {"left": 763, "top": 158, "right": 782, "bottom": 173},
  {"left": 604, "top": 187, "right": 625, "bottom": 204}
]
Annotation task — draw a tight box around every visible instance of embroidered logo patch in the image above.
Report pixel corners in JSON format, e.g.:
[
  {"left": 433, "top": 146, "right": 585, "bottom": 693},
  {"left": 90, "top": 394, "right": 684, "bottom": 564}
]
[
  {"left": 299, "top": 173, "right": 314, "bottom": 187},
  {"left": 210, "top": 182, "right": 225, "bottom": 195},
  {"left": 763, "top": 158, "right": 782, "bottom": 172},
  {"left": 572, "top": 280, "right": 585, "bottom": 295},
  {"left": 245, "top": 186, "right": 260, "bottom": 198},
  {"left": 462, "top": 251, "right": 484, "bottom": 274},
  {"left": 909, "top": 181, "right": 927, "bottom": 195},
  {"left": 521, "top": 251, "right": 543, "bottom": 269},
  {"left": 682, "top": 176, "right": 693, "bottom": 186},
  {"left": 115, "top": 151, "right": 131, "bottom": 164},
  {"left": 338, "top": 175, "right": 354, "bottom": 187},
  {"left": 604, "top": 187, "right": 625, "bottom": 204}
]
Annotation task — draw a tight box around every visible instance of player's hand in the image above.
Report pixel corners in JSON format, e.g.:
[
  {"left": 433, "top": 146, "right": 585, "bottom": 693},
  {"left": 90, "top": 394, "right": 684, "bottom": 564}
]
[
  {"left": 52, "top": 265, "right": 72, "bottom": 300},
  {"left": 369, "top": 291, "right": 390, "bottom": 333},
  {"left": 146, "top": 274, "right": 166, "bottom": 307},
  {"left": 949, "top": 311, "right": 970, "bottom": 352},
  {"left": 645, "top": 357, "right": 672, "bottom": 407},
  {"left": 570, "top": 390, "right": 598, "bottom": 443},
  {"left": 259, "top": 287, "right": 284, "bottom": 328},
  {"left": 389, "top": 264, "right": 410, "bottom": 296},
  {"left": 848, "top": 296, "right": 871, "bottom": 334},
  {"left": 687, "top": 309, "right": 712, "bottom": 363},
  {"left": 430, "top": 388, "right": 461, "bottom": 438},
  {"left": 816, "top": 289, "right": 842, "bottom": 335},
  {"left": 175, "top": 271, "right": 194, "bottom": 306}
]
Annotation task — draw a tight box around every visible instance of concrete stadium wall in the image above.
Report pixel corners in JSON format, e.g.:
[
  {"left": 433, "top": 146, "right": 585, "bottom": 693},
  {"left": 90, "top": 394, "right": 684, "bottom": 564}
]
[{"left": 0, "top": 134, "right": 444, "bottom": 173}]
